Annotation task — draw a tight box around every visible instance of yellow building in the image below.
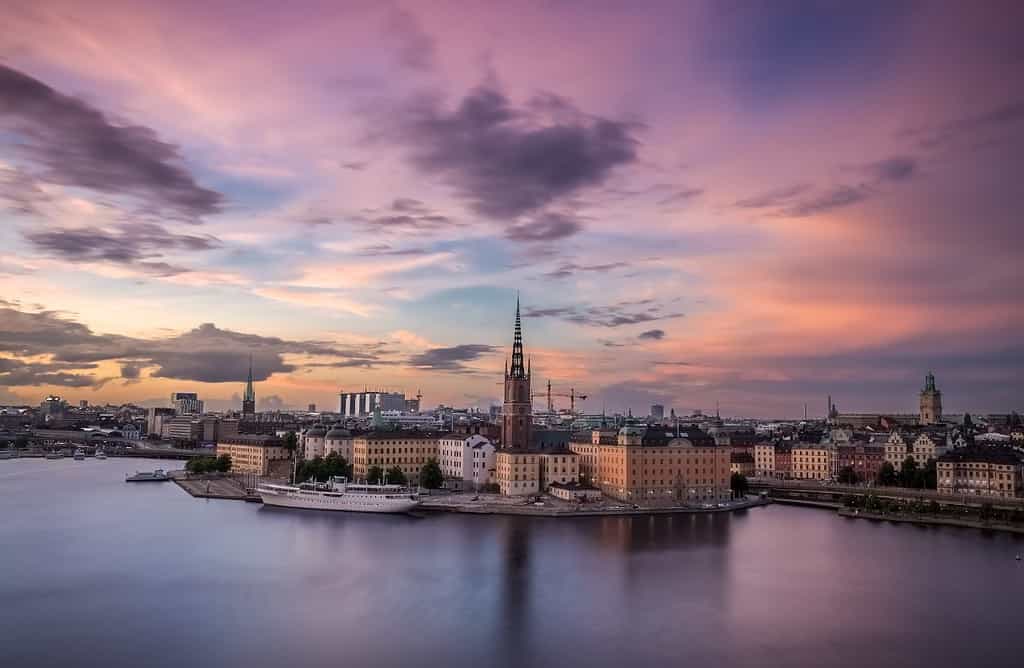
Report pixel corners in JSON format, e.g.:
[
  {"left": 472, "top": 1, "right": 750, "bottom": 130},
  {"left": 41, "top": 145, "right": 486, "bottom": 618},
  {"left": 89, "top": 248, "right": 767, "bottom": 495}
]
[
  {"left": 754, "top": 443, "right": 775, "bottom": 478},
  {"left": 216, "top": 435, "right": 291, "bottom": 476},
  {"left": 351, "top": 431, "right": 439, "bottom": 482},
  {"left": 569, "top": 427, "right": 730, "bottom": 505},
  {"left": 539, "top": 451, "right": 579, "bottom": 488},
  {"left": 791, "top": 445, "right": 832, "bottom": 481},
  {"left": 495, "top": 450, "right": 540, "bottom": 496}
]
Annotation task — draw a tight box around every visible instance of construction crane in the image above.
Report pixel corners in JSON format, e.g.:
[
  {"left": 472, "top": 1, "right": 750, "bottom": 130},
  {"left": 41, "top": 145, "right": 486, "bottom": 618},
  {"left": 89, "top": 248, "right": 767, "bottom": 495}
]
[{"left": 533, "top": 379, "right": 588, "bottom": 415}]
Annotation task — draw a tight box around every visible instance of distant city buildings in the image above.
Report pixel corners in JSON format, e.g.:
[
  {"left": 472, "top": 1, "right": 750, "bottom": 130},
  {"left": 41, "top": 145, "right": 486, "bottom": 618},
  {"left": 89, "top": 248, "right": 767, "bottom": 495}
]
[
  {"left": 338, "top": 390, "right": 407, "bottom": 417},
  {"left": 650, "top": 404, "right": 665, "bottom": 420},
  {"left": 170, "top": 392, "right": 203, "bottom": 415}
]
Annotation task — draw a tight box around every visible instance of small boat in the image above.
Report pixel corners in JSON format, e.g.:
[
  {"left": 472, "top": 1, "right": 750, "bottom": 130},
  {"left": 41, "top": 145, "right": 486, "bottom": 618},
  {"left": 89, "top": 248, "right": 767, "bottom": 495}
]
[
  {"left": 126, "top": 469, "right": 170, "bottom": 482},
  {"left": 1016, "top": 554, "right": 1021, "bottom": 561},
  {"left": 73, "top": 448, "right": 86, "bottom": 461},
  {"left": 95, "top": 448, "right": 108, "bottom": 460},
  {"left": 45, "top": 452, "right": 64, "bottom": 460},
  {"left": 0, "top": 450, "right": 14, "bottom": 460}
]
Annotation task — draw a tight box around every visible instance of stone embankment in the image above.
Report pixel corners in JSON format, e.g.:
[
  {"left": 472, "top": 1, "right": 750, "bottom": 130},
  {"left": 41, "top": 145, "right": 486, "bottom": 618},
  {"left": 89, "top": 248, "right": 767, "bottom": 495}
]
[{"left": 837, "top": 508, "right": 1024, "bottom": 535}]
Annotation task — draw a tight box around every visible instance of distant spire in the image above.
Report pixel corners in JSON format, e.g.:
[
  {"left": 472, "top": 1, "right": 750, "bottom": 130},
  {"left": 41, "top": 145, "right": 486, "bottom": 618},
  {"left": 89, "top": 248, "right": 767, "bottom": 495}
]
[
  {"left": 509, "top": 295, "right": 526, "bottom": 379},
  {"left": 244, "top": 355, "right": 255, "bottom": 402}
]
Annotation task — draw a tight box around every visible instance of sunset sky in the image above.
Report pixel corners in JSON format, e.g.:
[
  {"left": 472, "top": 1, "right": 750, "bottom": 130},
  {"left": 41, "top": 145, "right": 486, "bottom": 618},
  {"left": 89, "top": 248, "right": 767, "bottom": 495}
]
[{"left": 1, "top": 1, "right": 1021, "bottom": 417}]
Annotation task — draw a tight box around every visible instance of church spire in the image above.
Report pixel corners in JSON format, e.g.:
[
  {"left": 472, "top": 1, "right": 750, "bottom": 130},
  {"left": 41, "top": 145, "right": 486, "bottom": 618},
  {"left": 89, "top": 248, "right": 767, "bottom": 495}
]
[
  {"left": 242, "top": 354, "right": 256, "bottom": 415},
  {"left": 509, "top": 295, "right": 526, "bottom": 379},
  {"left": 244, "top": 354, "right": 255, "bottom": 402}
]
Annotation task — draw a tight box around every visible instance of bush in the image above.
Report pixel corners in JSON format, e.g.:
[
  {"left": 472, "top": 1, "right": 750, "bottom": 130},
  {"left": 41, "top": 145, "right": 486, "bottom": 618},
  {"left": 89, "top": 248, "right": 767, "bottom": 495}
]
[{"left": 419, "top": 458, "right": 444, "bottom": 489}]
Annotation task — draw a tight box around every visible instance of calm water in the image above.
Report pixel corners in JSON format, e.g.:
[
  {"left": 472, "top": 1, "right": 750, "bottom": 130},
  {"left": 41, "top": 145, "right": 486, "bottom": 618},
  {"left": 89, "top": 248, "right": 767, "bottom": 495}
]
[{"left": 1, "top": 459, "right": 1021, "bottom": 668}]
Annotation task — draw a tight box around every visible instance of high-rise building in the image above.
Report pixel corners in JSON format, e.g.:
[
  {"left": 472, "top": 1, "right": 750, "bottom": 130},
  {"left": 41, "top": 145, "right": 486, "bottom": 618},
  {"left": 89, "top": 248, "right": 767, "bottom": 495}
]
[
  {"left": 308, "top": 403, "right": 316, "bottom": 412},
  {"left": 338, "top": 390, "right": 407, "bottom": 417},
  {"left": 170, "top": 392, "right": 203, "bottom": 415},
  {"left": 502, "top": 298, "right": 532, "bottom": 450},
  {"left": 650, "top": 404, "right": 664, "bottom": 420},
  {"left": 919, "top": 372, "right": 942, "bottom": 425},
  {"left": 242, "top": 356, "right": 256, "bottom": 417}
]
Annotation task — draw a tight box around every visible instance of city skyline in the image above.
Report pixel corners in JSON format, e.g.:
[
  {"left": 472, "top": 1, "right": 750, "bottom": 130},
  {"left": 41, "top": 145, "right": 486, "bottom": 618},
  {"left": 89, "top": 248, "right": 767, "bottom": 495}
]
[{"left": 2, "top": 1, "right": 1022, "bottom": 417}]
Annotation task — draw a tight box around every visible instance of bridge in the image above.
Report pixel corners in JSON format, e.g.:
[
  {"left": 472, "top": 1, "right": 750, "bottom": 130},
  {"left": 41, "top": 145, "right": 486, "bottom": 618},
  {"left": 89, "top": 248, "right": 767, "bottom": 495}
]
[{"left": 749, "top": 479, "right": 1024, "bottom": 511}]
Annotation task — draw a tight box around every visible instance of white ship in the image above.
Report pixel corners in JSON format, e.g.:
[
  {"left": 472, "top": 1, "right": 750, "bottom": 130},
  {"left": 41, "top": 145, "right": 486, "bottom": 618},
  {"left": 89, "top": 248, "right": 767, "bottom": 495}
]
[{"left": 258, "top": 476, "right": 420, "bottom": 514}]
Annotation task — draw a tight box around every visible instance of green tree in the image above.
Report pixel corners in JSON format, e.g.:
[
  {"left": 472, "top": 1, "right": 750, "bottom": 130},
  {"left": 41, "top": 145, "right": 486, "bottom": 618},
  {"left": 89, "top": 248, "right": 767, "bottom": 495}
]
[
  {"left": 837, "top": 466, "right": 860, "bottom": 485},
  {"left": 730, "top": 472, "right": 749, "bottom": 498},
  {"left": 283, "top": 431, "right": 298, "bottom": 451},
  {"left": 186, "top": 456, "right": 217, "bottom": 474},
  {"left": 419, "top": 458, "right": 444, "bottom": 489},
  {"left": 366, "top": 465, "right": 384, "bottom": 484},
  {"left": 215, "top": 454, "right": 232, "bottom": 473},
  {"left": 322, "top": 452, "right": 351, "bottom": 480},
  {"left": 921, "top": 458, "right": 937, "bottom": 489},
  {"left": 385, "top": 466, "right": 407, "bottom": 485},
  {"left": 899, "top": 457, "right": 918, "bottom": 487},
  {"left": 877, "top": 462, "right": 897, "bottom": 486}
]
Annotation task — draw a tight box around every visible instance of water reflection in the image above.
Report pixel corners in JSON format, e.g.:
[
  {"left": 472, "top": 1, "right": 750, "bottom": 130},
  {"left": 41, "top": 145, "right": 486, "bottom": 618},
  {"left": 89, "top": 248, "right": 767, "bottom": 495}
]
[{"left": 0, "top": 461, "right": 1021, "bottom": 668}]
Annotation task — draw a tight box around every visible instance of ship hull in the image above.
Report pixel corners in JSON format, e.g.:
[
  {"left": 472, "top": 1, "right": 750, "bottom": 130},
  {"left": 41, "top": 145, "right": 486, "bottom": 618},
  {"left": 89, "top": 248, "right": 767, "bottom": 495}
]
[{"left": 259, "top": 488, "right": 420, "bottom": 514}]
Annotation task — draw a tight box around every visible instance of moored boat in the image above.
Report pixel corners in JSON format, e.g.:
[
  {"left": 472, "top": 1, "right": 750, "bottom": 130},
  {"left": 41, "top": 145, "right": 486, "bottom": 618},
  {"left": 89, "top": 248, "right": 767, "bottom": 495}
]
[
  {"left": 45, "top": 452, "right": 64, "bottom": 460},
  {"left": 126, "top": 469, "right": 169, "bottom": 482},
  {"left": 73, "top": 448, "right": 86, "bottom": 461},
  {"left": 95, "top": 448, "right": 107, "bottom": 460},
  {"left": 258, "top": 476, "right": 420, "bottom": 513}
]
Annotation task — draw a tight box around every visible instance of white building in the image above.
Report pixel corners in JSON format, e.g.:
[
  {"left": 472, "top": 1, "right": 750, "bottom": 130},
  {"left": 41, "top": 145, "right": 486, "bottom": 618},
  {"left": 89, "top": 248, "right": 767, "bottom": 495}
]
[
  {"left": 338, "top": 391, "right": 406, "bottom": 417},
  {"left": 438, "top": 434, "right": 495, "bottom": 489}
]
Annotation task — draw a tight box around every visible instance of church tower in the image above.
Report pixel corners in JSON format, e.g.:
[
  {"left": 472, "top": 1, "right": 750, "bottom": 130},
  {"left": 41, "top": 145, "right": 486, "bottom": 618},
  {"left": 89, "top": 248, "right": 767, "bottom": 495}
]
[
  {"left": 242, "top": 355, "right": 256, "bottom": 417},
  {"left": 919, "top": 371, "right": 942, "bottom": 425},
  {"left": 502, "top": 298, "right": 532, "bottom": 450}
]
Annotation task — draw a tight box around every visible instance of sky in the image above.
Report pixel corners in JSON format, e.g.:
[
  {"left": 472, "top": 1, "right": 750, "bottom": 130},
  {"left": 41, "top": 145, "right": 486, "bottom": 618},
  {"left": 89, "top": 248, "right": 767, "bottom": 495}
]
[{"left": 0, "top": 0, "right": 1022, "bottom": 418}]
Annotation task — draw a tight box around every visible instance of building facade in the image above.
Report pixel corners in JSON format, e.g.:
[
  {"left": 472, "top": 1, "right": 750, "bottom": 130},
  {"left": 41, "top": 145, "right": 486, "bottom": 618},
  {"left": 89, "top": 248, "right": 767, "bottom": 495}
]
[
  {"left": 338, "top": 391, "right": 407, "bottom": 417},
  {"left": 170, "top": 392, "right": 203, "bottom": 415},
  {"left": 569, "top": 427, "right": 731, "bottom": 504},
  {"left": 792, "top": 445, "right": 833, "bottom": 481},
  {"left": 351, "top": 431, "right": 438, "bottom": 483},
  {"left": 495, "top": 450, "right": 540, "bottom": 496},
  {"left": 937, "top": 448, "right": 1023, "bottom": 499},
  {"left": 754, "top": 443, "right": 776, "bottom": 477},
  {"left": 501, "top": 299, "right": 532, "bottom": 450},
  {"left": 835, "top": 444, "right": 885, "bottom": 482},
  {"left": 216, "top": 435, "right": 290, "bottom": 476},
  {"left": 438, "top": 434, "right": 495, "bottom": 488}
]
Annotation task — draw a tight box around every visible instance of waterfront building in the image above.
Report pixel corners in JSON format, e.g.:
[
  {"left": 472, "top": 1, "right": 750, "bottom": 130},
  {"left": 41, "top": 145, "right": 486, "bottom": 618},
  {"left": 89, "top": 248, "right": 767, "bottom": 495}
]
[
  {"left": 495, "top": 450, "right": 540, "bottom": 496},
  {"left": 338, "top": 390, "right": 407, "bottom": 417},
  {"left": 502, "top": 298, "right": 532, "bottom": 450},
  {"left": 919, "top": 372, "right": 942, "bottom": 425},
  {"left": 438, "top": 434, "right": 495, "bottom": 489},
  {"left": 548, "top": 481, "right": 602, "bottom": 502},
  {"left": 754, "top": 443, "right": 775, "bottom": 477},
  {"left": 324, "top": 426, "right": 353, "bottom": 461},
  {"left": 774, "top": 445, "right": 793, "bottom": 478},
  {"left": 539, "top": 451, "right": 579, "bottom": 488},
  {"left": 171, "top": 392, "right": 204, "bottom": 416},
  {"left": 937, "top": 448, "right": 1023, "bottom": 499},
  {"left": 217, "top": 435, "right": 290, "bottom": 476},
  {"left": 351, "top": 431, "right": 438, "bottom": 483},
  {"left": 730, "top": 451, "right": 755, "bottom": 476},
  {"left": 835, "top": 444, "right": 885, "bottom": 482},
  {"left": 792, "top": 444, "right": 832, "bottom": 481},
  {"left": 301, "top": 426, "right": 327, "bottom": 459},
  {"left": 242, "top": 358, "right": 256, "bottom": 417},
  {"left": 569, "top": 427, "right": 731, "bottom": 504}
]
